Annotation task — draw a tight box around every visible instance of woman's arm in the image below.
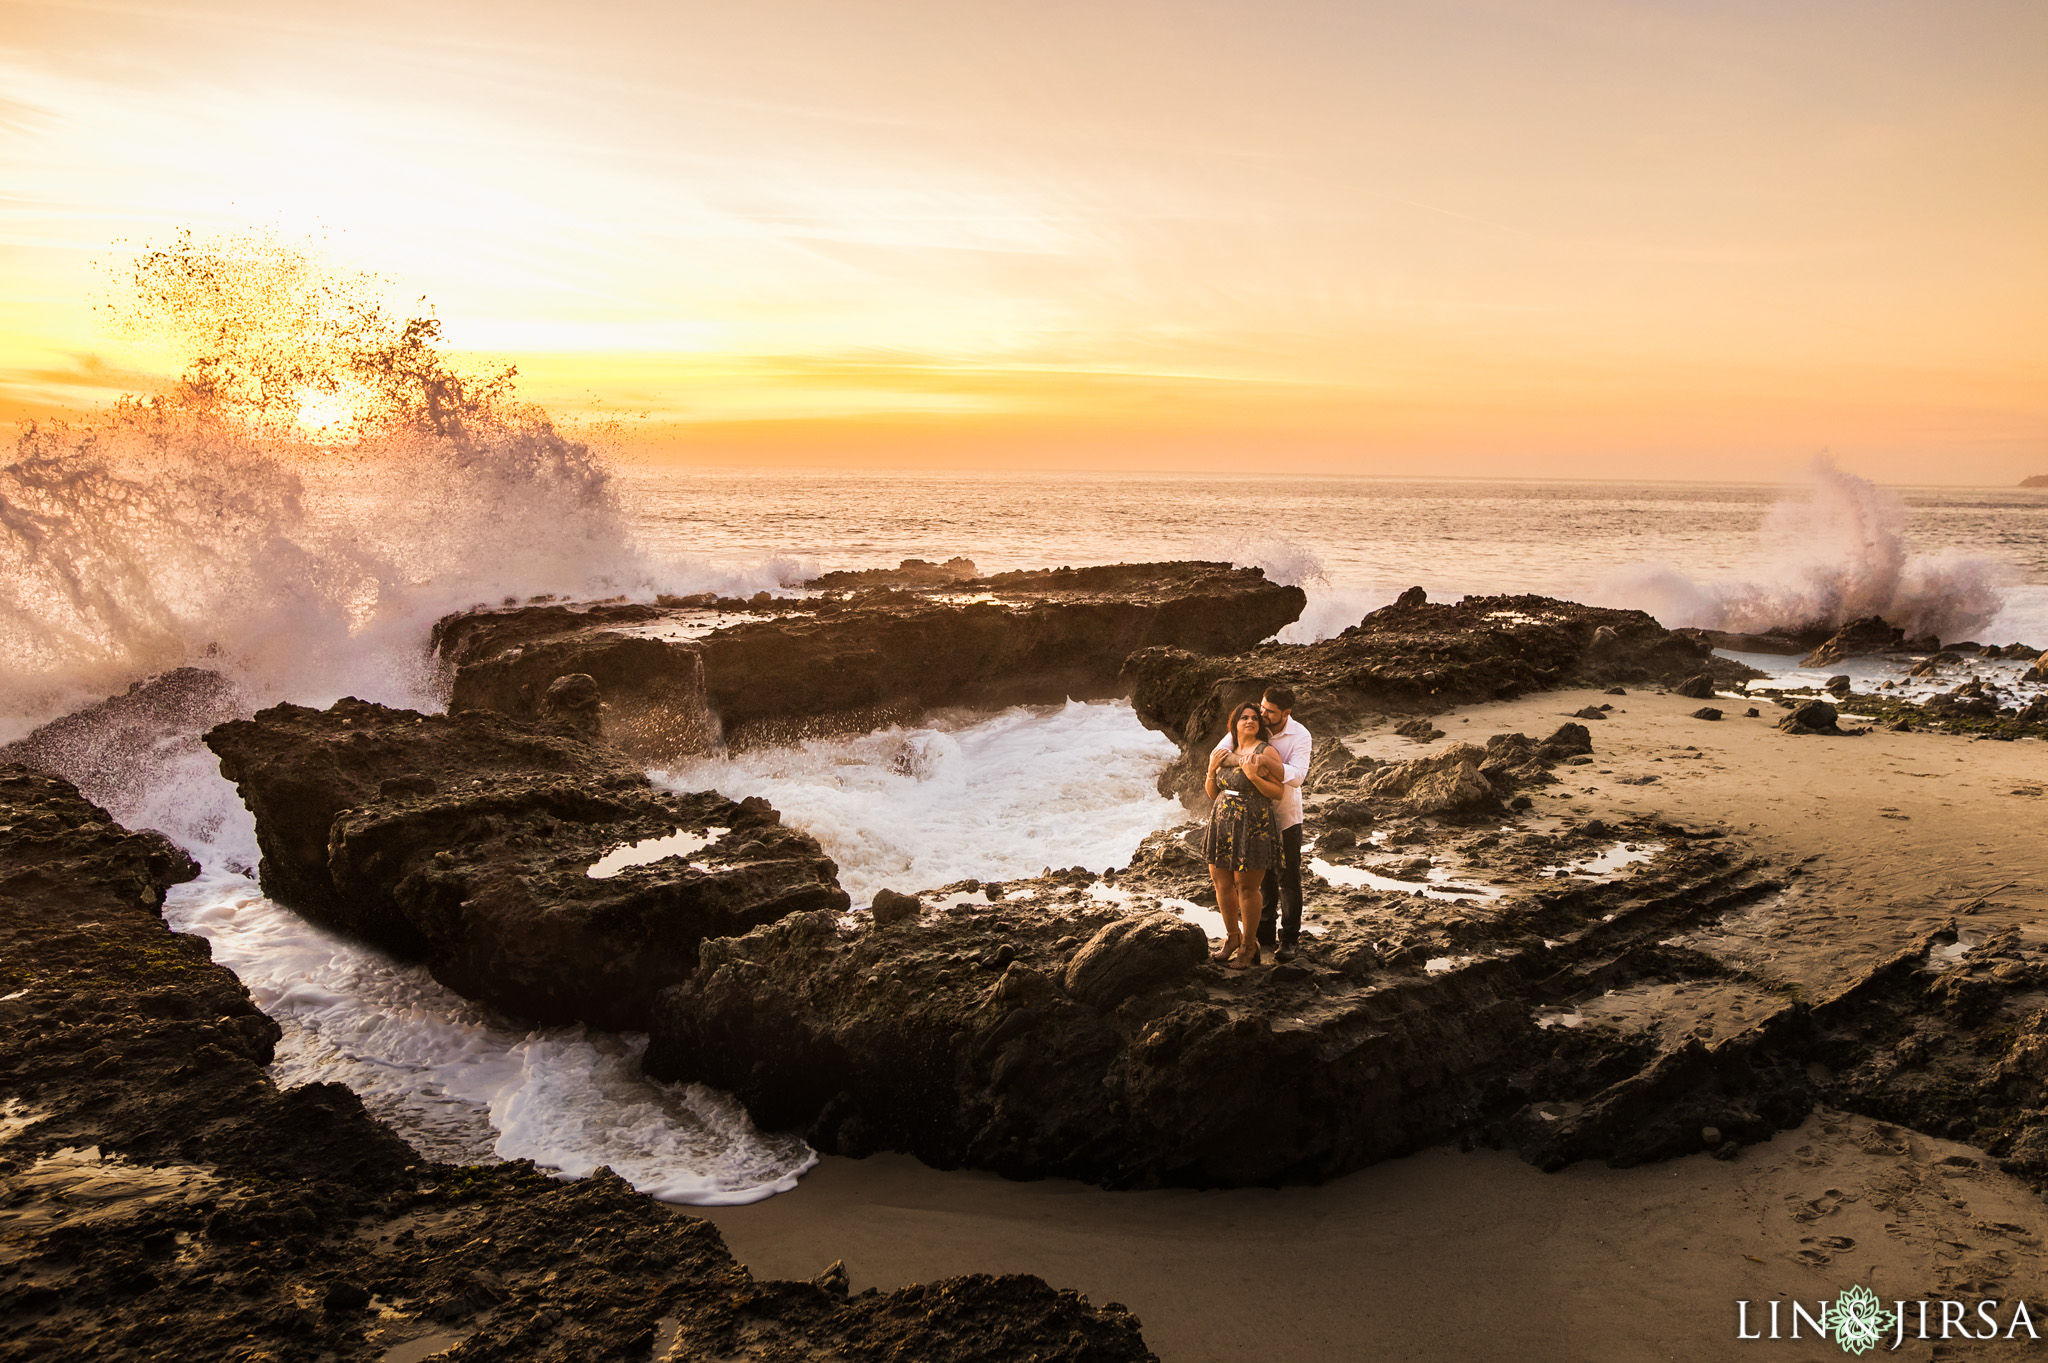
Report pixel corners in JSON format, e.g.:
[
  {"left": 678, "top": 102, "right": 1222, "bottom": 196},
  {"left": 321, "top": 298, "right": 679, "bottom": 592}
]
[
  {"left": 1205, "top": 745, "right": 1228, "bottom": 798},
  {"left": 1240, "top": 750, "right": 1286, "bottom": 799}
]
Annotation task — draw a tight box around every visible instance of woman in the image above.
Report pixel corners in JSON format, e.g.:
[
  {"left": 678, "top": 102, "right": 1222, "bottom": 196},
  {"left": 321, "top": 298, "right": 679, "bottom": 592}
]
[{"left": 1203, "top": 701, "right": 1285, "bottom": 969}]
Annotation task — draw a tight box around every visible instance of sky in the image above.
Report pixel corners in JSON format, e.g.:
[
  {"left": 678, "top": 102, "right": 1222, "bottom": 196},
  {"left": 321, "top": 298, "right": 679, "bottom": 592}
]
[{"left": 2, "top": 0, "right": 2045, "bottom": 481}]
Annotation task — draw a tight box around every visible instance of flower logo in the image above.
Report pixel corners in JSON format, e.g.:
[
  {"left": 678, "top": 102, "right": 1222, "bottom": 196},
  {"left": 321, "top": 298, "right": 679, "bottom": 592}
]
[{"left": 1829, "top": 1284, "right": 1887, "bottom": 1355}]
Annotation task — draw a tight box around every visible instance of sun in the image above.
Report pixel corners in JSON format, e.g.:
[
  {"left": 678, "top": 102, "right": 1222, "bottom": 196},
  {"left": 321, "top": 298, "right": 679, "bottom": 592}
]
[{"left": 292, "top": 386, "right": 361, "bottom": 440}]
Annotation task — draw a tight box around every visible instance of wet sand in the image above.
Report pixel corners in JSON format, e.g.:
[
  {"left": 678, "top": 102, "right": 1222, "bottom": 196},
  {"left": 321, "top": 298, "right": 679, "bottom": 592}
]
[{"left": 699, "top": 687, "right": 2048, "bottom": 1362}]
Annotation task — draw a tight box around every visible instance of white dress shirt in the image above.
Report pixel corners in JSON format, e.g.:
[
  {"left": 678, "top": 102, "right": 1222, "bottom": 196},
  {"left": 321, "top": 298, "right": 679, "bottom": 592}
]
[{"left": 1213, "top": 716, "right": 1311, "bottom": 830}]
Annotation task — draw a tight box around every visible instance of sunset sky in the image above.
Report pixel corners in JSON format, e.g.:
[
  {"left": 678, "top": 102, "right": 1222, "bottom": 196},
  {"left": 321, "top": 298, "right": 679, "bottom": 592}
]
[{"left": 3, "top": 0, "right": 2044, "bottom": 481}]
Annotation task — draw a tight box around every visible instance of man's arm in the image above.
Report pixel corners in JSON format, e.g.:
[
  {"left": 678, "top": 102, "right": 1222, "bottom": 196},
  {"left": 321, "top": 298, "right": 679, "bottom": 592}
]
[{"left": 1278, "top": 727, "right": 1310, "bottom": 789}]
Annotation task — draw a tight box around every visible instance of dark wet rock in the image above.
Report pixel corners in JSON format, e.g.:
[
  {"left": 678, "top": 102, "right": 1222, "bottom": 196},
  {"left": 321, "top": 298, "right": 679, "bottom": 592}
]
[
  {"left": 1126, "top": 594, "right": 1712, "bottom": 804},
  {"left": 1691, "top": 707, "right": 1723, "bottom": 721},
  {"left": 1541, "top": 722, "right": 1595, "bottom": 757},
  {"left": 2023, "top": 657, "right": 2048, "bottom": 685},
  {"left": 1908, "top": 651, "right": 1961, "bottom": 677},
  {"left": 1745, "top": 707, "right": 1762, "bottom": 719},
  {"left": 1365, "top": 744, "right": 1502, "bottom": 817},
  {"left": 0, "top": 667, "right": 244, "bottom": 816},
  {"left": 0, "top": 770, "right": 1154, "bottom": 1363},
  {"left": 1063, "top": 912, "right": 1209, "bottom": 1009},
  {"left": 204, "top": 698, "right": 847, "bottom": 1029},
  {"left": 2019, "top": 697, "right": 2048, "bottom": 725},
  {"left": 1570, "top": 706, "right": 1607, "bottom": 720},
  {"left": 436, "top": 562, "right": 1304, "bottom": 762},
  {"left": 1685, "top": 629, "right": 1815, "bottom": 656},
  {"left": 1319, "top": 826, "right": 1358, "bottom": 851},
  {"left": 1393, "top": 716, "right": 1443, "bottom": 741},
  {"left": 1925, "top": 683, "right": 2001, "bottom": 721},
  {"left": 1777, "top": 700, "right": 1853, "bottom": 736},
  {"left": 1671, "top": 674, "right": 1716, "bottom": 700},
  {"left": 536, "top": 670, "right": 603, "bottom": 737},
  {"left": 808, "top": 556, "right": 981, "bottom": 589},
  {"left": 871, "top": 888, "right": 923, "bottom": 927},
  {"left": 1825, "top": 675, "right": 1853, "bottom": 696},
  {"left": 1802, "top": 615, "right": 1907, "bottom": 667}
]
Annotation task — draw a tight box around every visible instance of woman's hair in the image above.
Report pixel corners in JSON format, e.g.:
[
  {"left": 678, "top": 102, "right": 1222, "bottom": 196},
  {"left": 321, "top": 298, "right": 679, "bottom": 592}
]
[{"left": 1226, "top": 701, "right": 1271, "bottom": 750}]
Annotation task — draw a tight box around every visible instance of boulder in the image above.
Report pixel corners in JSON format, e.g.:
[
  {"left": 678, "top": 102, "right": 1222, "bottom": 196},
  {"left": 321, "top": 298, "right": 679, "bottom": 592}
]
[
  {"left": 1366, "top": 743, "right": 1500, "bottom": 817},
  {"left": 1801, "top": 616, "right": 1906, "bottom": 667},
  {"left": 1825, "top": 675, "right": 1852, "bottom": 696},
  {"left": 1539, "top": 722, "right": 1595, "bottom": 757},
  {"left": 537, "top": 671, "right": 603, "bottom": 737},
  {"left": 2026, "top": 658, "right": 2048, "bottom": 685},
  {"left": 1570, "top": 706, "right": 1607, "bottom": 720},
  {"left": 1777, "top": 699, "right": 1849, "bottom": 736},
  {"left": 1062, "top": 912, "right": 1209, "bottom": 1009},
  {"left": 1393, "top": 717, "right": 1443, "bottom": 741},
  {"left": 1671, "top": 674, "right": 1716, "bottom": 700},
  {"left": 871, "top": 888, "right": 923, "bottom": 927},
  {"left": 204, "top": 698, "right": 848, "bottom": 1028},
  {"left": 1691, "top": 707, "right": 1723, "bottom": 721}
]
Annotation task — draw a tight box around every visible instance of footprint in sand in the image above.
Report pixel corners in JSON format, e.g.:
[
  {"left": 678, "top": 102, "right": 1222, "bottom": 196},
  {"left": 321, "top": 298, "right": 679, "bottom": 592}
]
[
  {"left": 1786, "top": 1188, "right": 1853, "bottom": 1221},
  {"left": 1793, "top": 1236, "right": 1856, "bottom": 1267}
]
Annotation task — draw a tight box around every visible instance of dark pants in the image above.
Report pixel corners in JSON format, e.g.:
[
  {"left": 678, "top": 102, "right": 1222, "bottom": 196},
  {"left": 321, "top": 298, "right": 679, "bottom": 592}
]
[{"left": 1260, "top": 823, "right": 1303, "bottom": 947}]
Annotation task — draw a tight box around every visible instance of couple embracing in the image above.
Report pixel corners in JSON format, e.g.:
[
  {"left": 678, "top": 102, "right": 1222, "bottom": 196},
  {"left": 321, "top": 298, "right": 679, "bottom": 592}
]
[{"left": 1201, "top": 684, "right": 1309, "bottom": 970}]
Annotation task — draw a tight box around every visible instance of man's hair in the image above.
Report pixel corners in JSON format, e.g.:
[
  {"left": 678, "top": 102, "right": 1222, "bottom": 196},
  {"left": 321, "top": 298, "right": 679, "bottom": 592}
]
[{"left": 1263, "top": 684, "right": 1297, "bottom": 712}]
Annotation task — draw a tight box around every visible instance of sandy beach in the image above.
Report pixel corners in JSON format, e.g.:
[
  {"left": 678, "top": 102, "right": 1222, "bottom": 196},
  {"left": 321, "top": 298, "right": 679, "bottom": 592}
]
[{"left": 699, "top": 686, "right": 2048, "bottom": 1362}]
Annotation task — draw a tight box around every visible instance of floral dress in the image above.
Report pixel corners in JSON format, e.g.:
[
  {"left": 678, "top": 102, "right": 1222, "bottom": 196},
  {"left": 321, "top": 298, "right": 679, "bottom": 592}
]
[{"left": 1202, "top": 742, "right": 1278, "bottom": 871}]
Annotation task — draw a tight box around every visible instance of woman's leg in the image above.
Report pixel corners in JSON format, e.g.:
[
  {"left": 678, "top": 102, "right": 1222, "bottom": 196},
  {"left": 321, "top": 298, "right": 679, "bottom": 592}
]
[
  {"left": 1208, "top": 864, "right": 1240, "bottom": 959},
  {"left": 1232, "top": 869, "right": 1266, "bottom": 965}
]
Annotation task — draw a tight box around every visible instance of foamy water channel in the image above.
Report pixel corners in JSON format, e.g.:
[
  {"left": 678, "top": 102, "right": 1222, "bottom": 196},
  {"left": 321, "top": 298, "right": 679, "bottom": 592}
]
[{"left": 154, "top": 699, "right": 1185, "bottom": 1204}]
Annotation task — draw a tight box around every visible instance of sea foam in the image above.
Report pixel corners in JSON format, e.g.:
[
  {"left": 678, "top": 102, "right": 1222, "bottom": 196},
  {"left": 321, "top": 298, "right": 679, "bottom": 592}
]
[{"left": 656, "top": 698, "right": 1185, "bottom": 907}]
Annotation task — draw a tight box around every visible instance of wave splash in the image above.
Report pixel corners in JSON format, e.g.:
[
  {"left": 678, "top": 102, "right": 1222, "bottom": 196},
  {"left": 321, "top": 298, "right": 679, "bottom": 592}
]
[
  {"left": 0, "top": 232, "right": 653, "bottom": 738},
  {"left": 1594, "top": 458, "right": 2009, "bottom": 641}
]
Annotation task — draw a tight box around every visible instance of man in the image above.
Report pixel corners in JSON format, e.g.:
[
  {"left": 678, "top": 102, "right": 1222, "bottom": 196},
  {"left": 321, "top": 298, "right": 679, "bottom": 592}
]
[{"left": 1211, "top": 685, "right": 1311, "bottom": 961}]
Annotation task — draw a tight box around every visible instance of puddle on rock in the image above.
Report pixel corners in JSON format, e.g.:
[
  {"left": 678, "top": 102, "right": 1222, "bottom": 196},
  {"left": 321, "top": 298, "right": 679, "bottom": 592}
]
[
  {"left": 1544, "top": 841, "right": 1664, "bottom": 881},
  {"left": 1308, "top": 856, "right": 1503, "bottom": 902},
  {"left": 586, "top": 827, "right": 727, "bottom": 879},
  {"left": 378, "top": 1329, "right": 472, "bottom": 1363}
]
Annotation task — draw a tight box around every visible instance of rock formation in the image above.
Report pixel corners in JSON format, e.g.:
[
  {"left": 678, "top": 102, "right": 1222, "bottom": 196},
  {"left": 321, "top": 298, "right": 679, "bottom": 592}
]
[
  {"left": 643, "top": 837, "right": 1789, "bottom": 1188},
  {"left": 1801, "top": 615, "right": 1908, "bottom": 667},
  {"left": 204, "top": 697, "right": 848, "bottom": 1028},
  {"left": 1123, "top": 592, "right": 1735, "bottom": 804},
  {"left": 0, "top": 765, "right": 1156, "bottom": 1362},
  {"left": 434, "top": 561, "right": 1305, "bottom": 761}
]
